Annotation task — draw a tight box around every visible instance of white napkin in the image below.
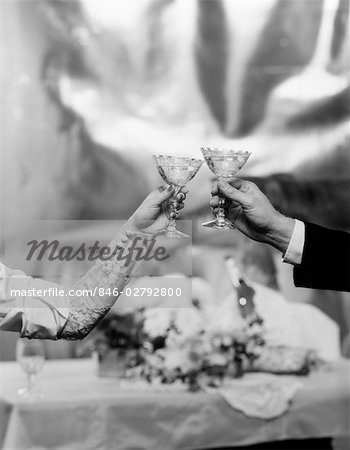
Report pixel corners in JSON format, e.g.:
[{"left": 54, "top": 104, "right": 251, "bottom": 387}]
[{"left": 216, "top": 373, "right": 302, "bottom": 420}]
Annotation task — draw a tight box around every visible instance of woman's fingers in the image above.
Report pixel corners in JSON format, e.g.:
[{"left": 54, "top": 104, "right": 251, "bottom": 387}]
[
  {"left": 177, "top": 186, "right": 188, "bottom": 202},
  {"left": 179, "top": 186, "right": 189, "bottom": 195},
  {"left": 211, "top": 182, "right": 219, "bottom": 196},
  {"left": 174, "top": 187, "right": 188, "bottom": 212},
  {"left": 210, "top": 195, "right": 220, "bottom": 208},
  {"left": 151, "top": 184, "right": 189, "bottom": 203},
  {"left": 149, "top": 185, "right": 175, "bottom": 206},
  {"left": 176, "top": 192, "right": 186, "bottom": 202}
]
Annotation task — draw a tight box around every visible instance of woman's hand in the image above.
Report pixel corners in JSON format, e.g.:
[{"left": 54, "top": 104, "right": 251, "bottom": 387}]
[{"left": 129, "top": 185, "right": 188, "bottom": 235}]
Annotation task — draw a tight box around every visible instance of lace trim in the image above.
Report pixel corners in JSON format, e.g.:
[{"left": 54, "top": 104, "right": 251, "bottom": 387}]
[
  {"left": 59, "top": 223, "right": 153, "bottom": 340},
  {"left": 59, "top": 305, "right": 111, "bottom": 340}
]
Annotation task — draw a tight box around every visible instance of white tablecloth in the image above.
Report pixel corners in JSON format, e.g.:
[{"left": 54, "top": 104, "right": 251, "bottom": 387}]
[{"left": 0, "top": 358, "right": 349, "bottom": 450}]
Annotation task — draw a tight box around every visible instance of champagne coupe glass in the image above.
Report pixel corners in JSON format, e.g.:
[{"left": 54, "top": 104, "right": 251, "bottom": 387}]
[
  {"left": 153, "top": 155, "right": 203, "bottom": 238},
  {"left": 201, "top": 147, "right": 251, "bottom": 229},
  {"left": 16, "top": 338, "right": 45, "bottom": 399}
]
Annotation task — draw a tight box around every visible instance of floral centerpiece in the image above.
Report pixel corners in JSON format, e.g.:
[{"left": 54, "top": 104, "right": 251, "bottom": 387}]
[
  {"left": 79, "top": 281, "right": 319, "bottom": 390},
  {"left": 79, "top": 298, "right": 268, "bottom": 389},
  {"left": 82, "top": 310, "right": 147, "bottom": 378}
]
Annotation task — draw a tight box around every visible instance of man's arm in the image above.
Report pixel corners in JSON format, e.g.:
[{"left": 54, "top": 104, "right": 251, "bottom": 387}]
[
  {"left": 212, "top": 178, "right": 350, "bottom": 292},
  {"left": 294, "top": 222, "right": 350, "bottom": 292},
  {"left": 211, "top": 178, "right": 295, "bottom": 254}
]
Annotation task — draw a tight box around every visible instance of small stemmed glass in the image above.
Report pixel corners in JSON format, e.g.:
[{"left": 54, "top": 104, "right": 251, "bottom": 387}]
[
  {"left": 153, "top": 155, "right": 203, "bottom": 238},
  {"left": 201, "top": 147, "right": 251, "bottom": 229},
  {"left": 16, "top": 338, "right": 45, "bottom": 400}
]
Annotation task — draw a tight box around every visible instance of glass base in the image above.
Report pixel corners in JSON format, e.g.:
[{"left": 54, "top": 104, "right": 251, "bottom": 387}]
[
  {"left": 161, "top": 228, "right": 190, "bottom": 239},
  {"left": 18, "top": 387, "right": 44, "bottom": 400},
  {"left": 201, "top": 218, "right": 234, "bottom": 230}
]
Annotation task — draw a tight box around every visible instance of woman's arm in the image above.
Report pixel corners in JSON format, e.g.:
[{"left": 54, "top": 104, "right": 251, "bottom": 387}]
[
  {"left": 0, "top": 224, "right": 150, "bottom": 340},
  {"left": 1, "top": 185, "right": 187, "bottom": 339},
  {"left": 58, "top": 221, "right": 153, "bottom": 339}
]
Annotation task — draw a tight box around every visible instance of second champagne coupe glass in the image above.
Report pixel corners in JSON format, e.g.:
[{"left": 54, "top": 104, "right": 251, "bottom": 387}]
[
  {"left": 153, "top": 155, "right": 203, "bottom": 238},
  {"left": 201, "top": 147, "right": 251, "bottom": 229},
  {"left": 16, "top": 338, "right": 45, "bottom": 400}
]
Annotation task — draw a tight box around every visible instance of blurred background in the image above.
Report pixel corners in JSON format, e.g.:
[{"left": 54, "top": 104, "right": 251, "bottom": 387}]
[{"left": 0, "top": 0, "right": 349, "bottom": 361}]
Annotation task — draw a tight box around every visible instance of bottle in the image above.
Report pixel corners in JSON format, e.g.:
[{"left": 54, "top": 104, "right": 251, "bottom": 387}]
[{"left": 224, "top": 257, "right": 263, "bottom": 325}]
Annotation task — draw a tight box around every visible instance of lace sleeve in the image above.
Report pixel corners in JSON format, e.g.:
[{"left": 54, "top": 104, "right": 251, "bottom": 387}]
[{"left": 59, "top": 222, "right": 154, "bottom": 340}]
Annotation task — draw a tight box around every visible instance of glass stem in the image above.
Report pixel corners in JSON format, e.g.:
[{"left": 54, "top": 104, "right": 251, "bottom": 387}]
[
  {"left": 215, "top": 193, "right": 226, "bottom": 227},
  {"left": 28, "top": 373, "right": 37, "bottom": 392},
  {"left": 167, "top": 218, "right": 177, "bottom": 233},
  {"left": 167, "top": 186, "right": 181, "bottom": 232}
]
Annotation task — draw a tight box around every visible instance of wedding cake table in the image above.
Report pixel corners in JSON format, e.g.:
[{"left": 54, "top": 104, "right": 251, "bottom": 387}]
[{"left": 0, "top": 358, "right": 349, "bottom": 450}]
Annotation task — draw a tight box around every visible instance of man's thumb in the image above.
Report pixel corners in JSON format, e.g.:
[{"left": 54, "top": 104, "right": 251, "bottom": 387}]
[{"left": 218, "top": 180, "right": 247, "bottom": 205}]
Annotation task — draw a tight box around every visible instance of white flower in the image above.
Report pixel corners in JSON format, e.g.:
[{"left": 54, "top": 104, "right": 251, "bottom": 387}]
[
  {"left": 143, "top": 309, "right": 172, "bottom": 338},
  {"left": 171, "top": 308, "right": 204, "bottom": 340},
  {"left": 204, "top": 295, "right": 245, "bottom": 336}
]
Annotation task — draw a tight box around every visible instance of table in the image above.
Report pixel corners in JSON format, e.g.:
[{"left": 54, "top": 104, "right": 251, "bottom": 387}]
[{"left": 0, "top": 358, "right": 349, "bottom": 450}]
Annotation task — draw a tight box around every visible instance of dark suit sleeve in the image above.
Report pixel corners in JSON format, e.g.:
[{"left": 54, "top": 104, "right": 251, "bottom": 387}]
[{"left": 293, "top": 222, "right": 350, "bottom": 292}]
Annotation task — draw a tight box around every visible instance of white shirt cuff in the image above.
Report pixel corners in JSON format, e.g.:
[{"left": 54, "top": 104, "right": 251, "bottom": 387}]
[
  {"left": 282, "top": 219, "right": 305, "bottom": 265},
  {"left": 0, "top": 263, "right": 70, "bottom": 339}
]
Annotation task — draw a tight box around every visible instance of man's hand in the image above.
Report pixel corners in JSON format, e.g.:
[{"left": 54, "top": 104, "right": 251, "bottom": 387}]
[
  {"left": 211, "top": 179, "right": 295, "bottom": 254},
  {"left": 129, "top": 185, "right": 188, "bottom": 235}
]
